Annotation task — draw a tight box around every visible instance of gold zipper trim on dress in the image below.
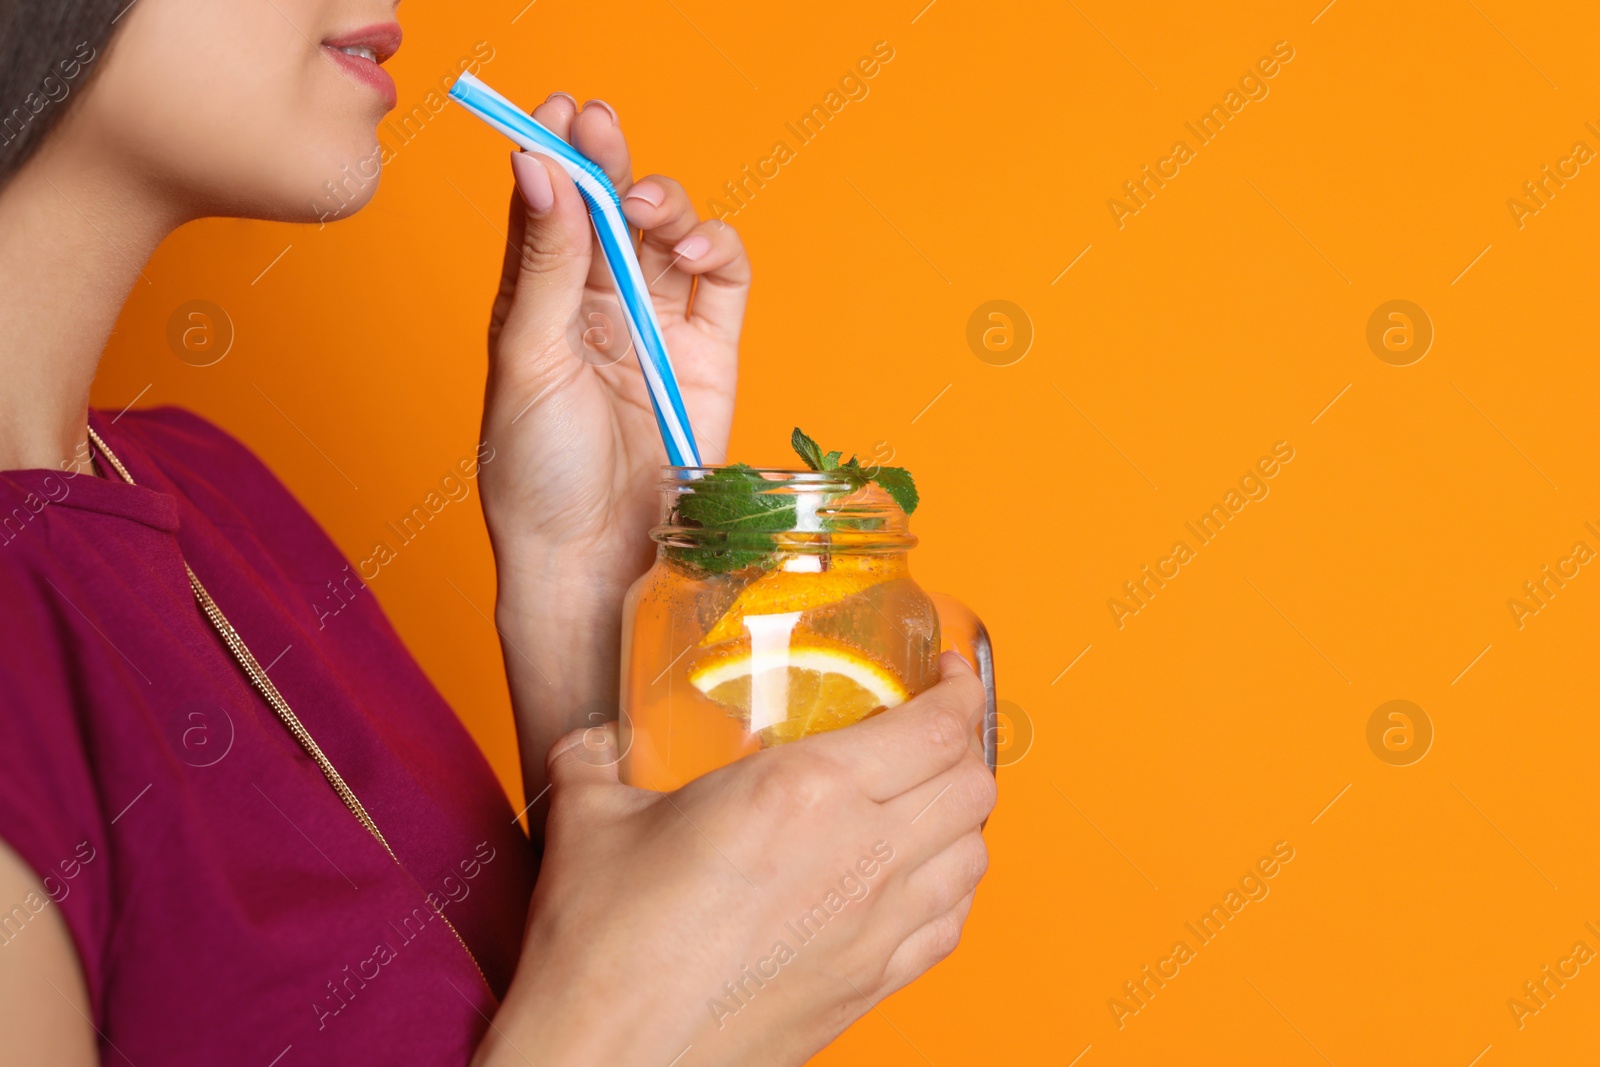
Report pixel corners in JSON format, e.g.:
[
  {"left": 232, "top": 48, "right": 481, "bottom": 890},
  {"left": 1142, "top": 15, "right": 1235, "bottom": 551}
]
[{"left": 87, "top": 427, "right": 491, "bottom": 992}]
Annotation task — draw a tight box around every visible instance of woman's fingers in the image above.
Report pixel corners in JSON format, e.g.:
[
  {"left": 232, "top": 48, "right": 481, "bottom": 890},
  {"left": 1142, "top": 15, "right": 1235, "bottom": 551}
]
[
  {"left": 849, "top": 832, "right": 985, "bottom": 998},
  {"left": 875, "top": 890, "right": 977, "bottom": 998},
  {"left": 530, "top": 91, "right": 577, "bottom": 142},
  {"left": 868, "top": 833, "right": 987, "bottom": 989},
  {"left": 677, "top": 217, "right": 752, "bottom": 344},
  {"left": 624, "top": 181, "right": 753, "bottom": 344},
  {"left": 621, "top": 176, "right": 697, "bottom": 311},
  {"left": 622, "top": 176, "right": 749, "bottom": 329},
  {"left": 570, "top": 100, "right": 636, "bottom": 294},
  {"left": 801, "top": 651, "right": 987, "bottom": 802},
  {"left": 489, "top": 90, "right": 585, "bottom": 347},
  {"left": 490, "top": 152, "right": 595, "bottom": 396},
  {"left": 622, "top": 175, "right": 752, "bottom": 339},
  {"left": 884, "top": 753, "right": 997, "bottom": 864},
  {"left": 510, "top": 93, "right": 752, "bottom": 343},
  {"left": 521, "top": 94, "right": 629, "bottom": 296},
  {"left": 570, "top": 99, "right": 633, "bottom": 191},
  {"left": 546, "top": 722, "right": 623, "bottom": 787}
]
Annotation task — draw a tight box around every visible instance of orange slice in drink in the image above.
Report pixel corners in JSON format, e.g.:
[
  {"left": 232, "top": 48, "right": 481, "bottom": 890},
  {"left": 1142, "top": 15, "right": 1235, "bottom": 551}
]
[
  {"left": 700, "top": 556, "right": 899, "bottom": 646},
  {"left": 687, "top": 642, "right": 910, "bottom": 745}
]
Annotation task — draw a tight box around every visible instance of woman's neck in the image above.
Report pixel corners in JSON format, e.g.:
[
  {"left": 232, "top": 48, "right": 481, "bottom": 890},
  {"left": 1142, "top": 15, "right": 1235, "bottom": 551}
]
[{"left": 0, "top": 126, "right": 177, "bottom": 473}]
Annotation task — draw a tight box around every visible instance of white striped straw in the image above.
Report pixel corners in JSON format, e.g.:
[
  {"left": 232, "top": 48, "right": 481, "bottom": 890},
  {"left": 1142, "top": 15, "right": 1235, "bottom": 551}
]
[{"left": 449, "top": 73, "right": 702, "bottom": 466}]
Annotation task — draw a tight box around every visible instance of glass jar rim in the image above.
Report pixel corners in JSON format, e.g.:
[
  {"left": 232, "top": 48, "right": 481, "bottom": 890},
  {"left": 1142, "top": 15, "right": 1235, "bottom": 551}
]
[
  {"left": 661, "top": 465, "right": 859, "bottom": 484},
  {"left": 652, "top": 465, "right": 916, "bottom": 554}
]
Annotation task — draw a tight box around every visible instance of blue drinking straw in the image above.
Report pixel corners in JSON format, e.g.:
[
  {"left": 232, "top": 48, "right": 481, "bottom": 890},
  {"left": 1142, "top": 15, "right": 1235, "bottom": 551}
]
[{"left": 449, "top": 72, "right": 702, "bottom": 467}]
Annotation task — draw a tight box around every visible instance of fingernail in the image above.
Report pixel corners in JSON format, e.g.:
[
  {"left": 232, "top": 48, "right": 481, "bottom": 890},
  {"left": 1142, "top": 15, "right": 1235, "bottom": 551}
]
[
  {"left": 584, "top": 99, "right": 618, "bottom": 124},
  {"left": 544, "top": 91, "right": 578, "bottom": 108},
  {"left": 623, "top": 181, "right": 665, "bottom": 208},
  {"left": 673, "top": 234, "right": 711, "bottom": 261},
  {"left": 510, "top": 152, "right": 554, "bottom": 214},
  {"left": 939, "top": 649, "right": 975, "bottom": 674},
  {"left": 581, "top": 726, "right": 616, "bottom": 759}
]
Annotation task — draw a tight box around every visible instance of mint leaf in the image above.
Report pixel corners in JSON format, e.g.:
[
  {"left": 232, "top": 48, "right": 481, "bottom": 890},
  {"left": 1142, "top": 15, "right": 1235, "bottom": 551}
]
[
  {"left": 794, "top": 429, "right": 919, "bottom": 516},
  {"left": 669, "top": 433, "right": 918, "bottom": 574},
  {"left": 869, "top": 466, "right": 919, "bottom": 515},
  {"left": 668, "top": 464, "right": 796, "bottom": 574},
  {"left": 791, "top": 428, "right": 825, "bottom": 471}
]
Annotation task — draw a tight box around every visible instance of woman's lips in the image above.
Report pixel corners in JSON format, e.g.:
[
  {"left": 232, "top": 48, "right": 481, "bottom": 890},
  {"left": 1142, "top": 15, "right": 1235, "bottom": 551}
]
[
  {"left": 322, "top": 23, "right": 402, "bottom": 110},
  {"left": 324, "top": 47, "right": 397, "bottom": 109}
]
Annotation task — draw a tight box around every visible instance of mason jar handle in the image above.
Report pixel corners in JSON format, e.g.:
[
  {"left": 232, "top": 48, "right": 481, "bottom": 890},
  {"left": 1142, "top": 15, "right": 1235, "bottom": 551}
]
[{"left": 928, "top": 593, "right": 997, "bottom": 775}]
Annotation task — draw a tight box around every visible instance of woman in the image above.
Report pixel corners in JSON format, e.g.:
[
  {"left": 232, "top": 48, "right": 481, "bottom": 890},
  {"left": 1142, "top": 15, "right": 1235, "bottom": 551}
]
[{"left": 0, "top": 1, "right": 995, "bottom": 1065}]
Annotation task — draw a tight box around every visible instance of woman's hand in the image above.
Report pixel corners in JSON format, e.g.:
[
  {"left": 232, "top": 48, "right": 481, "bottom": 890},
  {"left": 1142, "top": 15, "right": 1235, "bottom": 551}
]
[
  {"left": 479, "top": 93, "right": 747, "bottom": 593},
  {"left": 474, "top": 654, "right": 996, "bottom": 1067},
  {"left": 476, "top": 94, "right": 749, "bottom": 817}
]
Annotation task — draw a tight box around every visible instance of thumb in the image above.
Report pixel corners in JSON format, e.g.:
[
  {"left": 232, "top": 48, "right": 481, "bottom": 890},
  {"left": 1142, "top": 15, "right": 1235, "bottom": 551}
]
[
  {"left": 545, "top": 722, "right": 623, "bottom": 787},
  {"left": 492, "top": 151, "right": 594, "bottom": 353}
]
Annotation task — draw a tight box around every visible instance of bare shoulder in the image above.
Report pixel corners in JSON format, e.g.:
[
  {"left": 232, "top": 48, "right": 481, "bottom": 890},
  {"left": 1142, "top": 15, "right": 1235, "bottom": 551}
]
[{"left": 0, "top": 838, "right": 97, "bottom": 1067}]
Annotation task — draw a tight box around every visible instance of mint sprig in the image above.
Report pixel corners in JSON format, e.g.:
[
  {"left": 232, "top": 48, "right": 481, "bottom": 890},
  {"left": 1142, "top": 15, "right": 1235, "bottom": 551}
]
[
  {"left": 790, "top": 428, "right": 919, "bottom": 515},
  {"left": 664, "top": 433, "right": 919, "bottom": 576},
  {"left": 668, "top": 463, "right": 796, "bottom": 574}
]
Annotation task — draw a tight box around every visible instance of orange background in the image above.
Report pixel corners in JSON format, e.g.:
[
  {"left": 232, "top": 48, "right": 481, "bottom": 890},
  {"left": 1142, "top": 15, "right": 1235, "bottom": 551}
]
[{"left": 94, "top": 1, "right": 1600, "bottom": 1062}]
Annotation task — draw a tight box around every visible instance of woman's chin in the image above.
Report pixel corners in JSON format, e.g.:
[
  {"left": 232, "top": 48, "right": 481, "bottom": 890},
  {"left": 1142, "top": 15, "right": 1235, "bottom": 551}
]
[
  {"left": 233, "top": 142, "right": 387, "bottom": 225},
  {"left": 178, "top": 176, "right": 380, "bottom": 228},
  {"left": 300, "top": 174, "right": 382, "bottom": 226}
]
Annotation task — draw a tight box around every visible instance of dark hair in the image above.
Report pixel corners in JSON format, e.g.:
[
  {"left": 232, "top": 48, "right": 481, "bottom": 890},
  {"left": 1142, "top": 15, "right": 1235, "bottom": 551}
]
[{"left": 0, "top": 1, "right": 127, "bottom": 184}]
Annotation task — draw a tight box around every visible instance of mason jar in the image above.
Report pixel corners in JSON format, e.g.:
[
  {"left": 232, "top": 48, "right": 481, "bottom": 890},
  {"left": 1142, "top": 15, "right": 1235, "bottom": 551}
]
[{"left": 618, "top": 466, "right": 995, "bottom": 791}]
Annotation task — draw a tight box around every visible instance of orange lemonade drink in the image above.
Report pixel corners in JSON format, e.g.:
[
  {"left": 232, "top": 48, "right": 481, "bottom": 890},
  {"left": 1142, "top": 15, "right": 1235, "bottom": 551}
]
[{"left": 619, "top": 432, "right": 939, "bottom": 791}]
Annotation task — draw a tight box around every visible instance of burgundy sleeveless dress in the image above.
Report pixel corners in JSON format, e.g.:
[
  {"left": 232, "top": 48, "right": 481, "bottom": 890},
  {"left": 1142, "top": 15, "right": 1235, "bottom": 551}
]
[{"left": 0, "top": 408, "right": 536, "bottom": 1065}]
